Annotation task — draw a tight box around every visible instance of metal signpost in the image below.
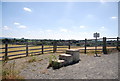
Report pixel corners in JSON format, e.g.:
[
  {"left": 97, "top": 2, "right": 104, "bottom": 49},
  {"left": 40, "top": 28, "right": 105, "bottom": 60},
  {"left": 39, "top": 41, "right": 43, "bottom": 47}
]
[{"left": 93, "top": 32, "right": 100, "bottom": 57}]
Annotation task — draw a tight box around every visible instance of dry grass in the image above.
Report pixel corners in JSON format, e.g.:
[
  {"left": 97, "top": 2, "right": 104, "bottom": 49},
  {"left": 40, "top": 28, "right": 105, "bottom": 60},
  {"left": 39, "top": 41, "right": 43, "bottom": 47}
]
[
  {"left": 26, "top": 56, "right": 37, "bottom": 63},
  {"left": 2, "top": 60, "right": 24, "bottom": 80}
]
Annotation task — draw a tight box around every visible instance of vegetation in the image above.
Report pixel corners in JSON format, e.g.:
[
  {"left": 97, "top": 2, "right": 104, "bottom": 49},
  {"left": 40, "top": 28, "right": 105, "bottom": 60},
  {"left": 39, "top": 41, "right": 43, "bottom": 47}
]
[
  {"left": 27, "top": 56, "right": 37, "bottom": 63},
  {"left": 47, "top": 54, "right": 60, "bottom": 69},
  {"left": 1, "top": 37, "right": 118, "bottom": 47},
  {"left": 0, "top": 37, "right": 118, "bottom": 60},
  {"left": 2, "top": 60, "right": 24, "bottom": 80},
  {"left": 48, "top": 55, "right": 57, "bottom": 65}
]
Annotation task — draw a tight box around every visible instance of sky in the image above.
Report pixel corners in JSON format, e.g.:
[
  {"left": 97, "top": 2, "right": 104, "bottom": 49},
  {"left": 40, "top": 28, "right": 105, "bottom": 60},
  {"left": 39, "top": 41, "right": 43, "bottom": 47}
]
[{"left": 1, "top": 1, "right": 118, "bottom": 40}]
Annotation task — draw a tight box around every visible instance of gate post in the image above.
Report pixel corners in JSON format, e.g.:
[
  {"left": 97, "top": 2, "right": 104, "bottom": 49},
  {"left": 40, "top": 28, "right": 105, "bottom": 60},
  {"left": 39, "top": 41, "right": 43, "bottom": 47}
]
[
  {"left": 4, "top": 43, "right": 8, "bottom": 60},
  {"left": 26, "top": 41, "right": 28, "bottom": 56},
  {"left": 68, "top": 40, "right": 70, "bottom": 49},
  {"left": 42, "top": 44, "right": 44, "bottom": 54},
  {"left": 85, "top": 38, "right": 87, "bottom": 54},
  {"left": 117, "top": 37, "right": 120, "bottom": 52},
  {"left": 53, "top": 40, "right": 57, "bottom": 53},
  {"left": 103, "top": 37, "right": 107, "bottom": 54},
  {"left": 41, "top": 40, "right": 44, "bottom": 54}
]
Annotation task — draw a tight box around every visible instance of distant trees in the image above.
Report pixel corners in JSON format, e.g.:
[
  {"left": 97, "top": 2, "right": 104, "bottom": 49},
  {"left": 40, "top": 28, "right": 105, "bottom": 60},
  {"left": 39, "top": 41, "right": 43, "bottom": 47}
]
[
  {"left": 2, "top": 38, "right": 27, "bottom": 44},
  {"left": 1, "top": 38, "right": 117, "bottom": 47}
]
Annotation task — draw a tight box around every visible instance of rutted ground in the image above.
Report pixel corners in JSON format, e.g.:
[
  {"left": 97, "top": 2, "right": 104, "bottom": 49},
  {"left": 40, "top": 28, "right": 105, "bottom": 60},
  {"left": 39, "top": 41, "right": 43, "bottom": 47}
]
[{"left": 2, "top": 52, "right": 118, "bottom": 79}]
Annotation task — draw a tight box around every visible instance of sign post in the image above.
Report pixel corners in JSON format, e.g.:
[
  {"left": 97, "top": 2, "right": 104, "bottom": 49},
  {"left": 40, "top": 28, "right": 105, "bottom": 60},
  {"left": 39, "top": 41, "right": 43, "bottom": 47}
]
[{"left": 93, "top": 32, "right": 100, "bottom": 57}]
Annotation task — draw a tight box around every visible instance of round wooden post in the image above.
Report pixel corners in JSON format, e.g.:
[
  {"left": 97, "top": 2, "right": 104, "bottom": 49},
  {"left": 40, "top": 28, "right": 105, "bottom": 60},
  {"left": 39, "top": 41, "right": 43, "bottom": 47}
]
[
  {"left": 85, "top": 39, "right": 87, "bottom": 54},
  {"left": 26, "top": 41, "right": 28, "bottom": 56},
  {"left": 103, "top": 37, "right": 107, "bottom": 54},
  {"left": 41, "top": 40, "right": 44, "bottom": 54},
  {"left": 117, "top": 37, "right": 120, "bottom": 52},
  {"left": 4, "top": 43, "right": 8, "bottom": 60},
  {"left": 53, "top": 40, "right": 57, "bottom": 53},
  {"left": 68, "top": 40, "right": 70, "bottom": 49},
  {"left": 95, "top": 36, "right": 97, "bottom": 56}
]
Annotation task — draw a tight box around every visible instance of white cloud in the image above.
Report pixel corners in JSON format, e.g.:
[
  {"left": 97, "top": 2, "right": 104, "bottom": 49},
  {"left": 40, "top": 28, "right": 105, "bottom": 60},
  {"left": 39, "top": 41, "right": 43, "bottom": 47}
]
[
  {"left": 80, "top": 25, "right": 86, "bottom": 28},
  {"left": 83, "top": 32, "right": 88, "bottom": 34},
  {"left": 87, "top": 14, "right": 94, "bottom": 18},
  {"left": 101, "top": 26, "right": 104, "bottom": 28},
  {"left": 18, "top": 25, "right": 27, "bottom": 29},
  {"left": 23, "top": 7, "right": 32, "bottom": 12},
  {"left": 3, "top": 26, "right": 10, "bottom": 30},
  {"left": 111, "top": 16, "right": 117, "bottom": 19},
  {"left": 99, "top": 26, "right": 107, "bottom": 31},
  {"left": 60, "top": 28, "right": 68, "bottom": 32},
  {"left": 14, "top": 22, "right": 20, "bottom": 25},
  {"left": 14, "top": 22, "right": 27, "bottom": 29},
  {"left": 46, "top": 29, "right": 52, "bottom": 32},
  {"left": 100, "top": 0, "right": 106, "bottom": 4}
]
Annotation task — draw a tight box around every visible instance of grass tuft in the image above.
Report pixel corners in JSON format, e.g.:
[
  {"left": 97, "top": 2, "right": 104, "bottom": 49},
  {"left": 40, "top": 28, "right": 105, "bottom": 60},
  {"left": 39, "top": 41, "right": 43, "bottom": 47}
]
[{"left": 27, "top": 56, "right": 37, "bottom": 63}]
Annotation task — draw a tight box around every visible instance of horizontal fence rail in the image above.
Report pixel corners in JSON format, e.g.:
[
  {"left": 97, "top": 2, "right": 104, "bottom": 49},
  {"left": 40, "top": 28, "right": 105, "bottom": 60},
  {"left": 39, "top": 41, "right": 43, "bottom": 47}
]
[
  {"left": 7, "top": 46, "right": 26, "bottom": 49},
  {"left": 8, "top": 53, "right": 26, "bottom": 57},
  {"left": 0, "top": 37, "right": 119, "bottom": 61}
]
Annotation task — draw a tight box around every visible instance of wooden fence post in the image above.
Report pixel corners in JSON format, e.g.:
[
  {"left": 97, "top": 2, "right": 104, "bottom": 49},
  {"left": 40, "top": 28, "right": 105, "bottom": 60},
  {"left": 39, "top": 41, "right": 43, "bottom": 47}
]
[
  {"left": 103, "top": 37, "right": 107, "bottom": 54},
  {"left": 26, "top": 42, "right": 28, "bottom": 56},
  {"left": 53, "top": 40, "right": 57, "bottom": 53},
  {"left": 41, "top": 40, "right": 44, "bottom": 54},
  {"left": 42, "top": 44, "right": 44, "bottom": 54},
  {"left": 85, "top": 38, "right": 87, "bottom": 54},
  {"left": 68, "top": 40, "right": 70, "bottom": 49},
  {"left": 4, "top": 43, "right": 8, "bottom": 60},
  {"left": 117, "top": 37, "right": 120, "bottom": 52}
]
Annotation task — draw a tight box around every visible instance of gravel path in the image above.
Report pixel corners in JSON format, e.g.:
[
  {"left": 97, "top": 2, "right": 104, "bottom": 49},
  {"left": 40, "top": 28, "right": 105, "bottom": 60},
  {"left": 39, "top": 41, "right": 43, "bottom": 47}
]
[{"left": 4, "top": 52, "right": 118, "bottom": 79}]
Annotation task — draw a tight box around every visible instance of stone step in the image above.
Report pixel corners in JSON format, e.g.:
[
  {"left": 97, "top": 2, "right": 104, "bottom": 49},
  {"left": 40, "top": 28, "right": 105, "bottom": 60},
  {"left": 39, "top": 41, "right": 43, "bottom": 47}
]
[
  {"left": 51, "top": 59, "right": 65, "bottom": 69},
  {"left": 59, "top": 54, "right": 72, "bottom": 57},
  {"left": 66, "top": 49, "right": 80, "bottom": 52},
  {"left": 52, "top": 59, "right": 65, "bottom": 63},
  {"left": 59, "top": 54, "right": 73, "bottom": 65}
]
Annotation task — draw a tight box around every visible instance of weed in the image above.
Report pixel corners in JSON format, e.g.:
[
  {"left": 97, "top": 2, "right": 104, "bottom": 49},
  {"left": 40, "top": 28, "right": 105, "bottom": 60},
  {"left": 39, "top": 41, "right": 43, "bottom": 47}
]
[
  {"left": 52, "top": 61, "right": 60, "bottom": 69},
  {"left": 38, "top": 59, "right": 43, "bottom": 61},
  {"left": 2, "top": 60, "right": 24, "bottom": 79},
  {"left": 32, "top": 64, "right": 36, "bottom": 67},
  {"left": 39, "top": 67, "right": 42, "bottom": 69},
  {"left": 47, "top": 54, "right": 60, "bottom": 69},
  {"left": 32, "top": 69, "right": 36, "bottom": 71},
  {"left": 27, "top": 56, "right": 36, "bottom": 63},
  {"left": 48, "top": 55, "right": 57, "bottom": 65}
]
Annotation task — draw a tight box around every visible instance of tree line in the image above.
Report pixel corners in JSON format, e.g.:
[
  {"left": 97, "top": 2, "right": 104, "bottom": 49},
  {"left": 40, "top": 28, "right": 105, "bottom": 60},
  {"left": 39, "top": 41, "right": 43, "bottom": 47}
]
[{"left": 0, "top": 38, "right": 117, "bottom": 47}]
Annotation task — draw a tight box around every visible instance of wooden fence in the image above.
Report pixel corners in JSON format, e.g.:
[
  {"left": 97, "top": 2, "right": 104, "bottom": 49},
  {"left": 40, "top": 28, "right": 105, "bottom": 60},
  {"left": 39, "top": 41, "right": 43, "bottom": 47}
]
[{"left": 0, "top": 37, "right": 119, "bottom": 61}]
